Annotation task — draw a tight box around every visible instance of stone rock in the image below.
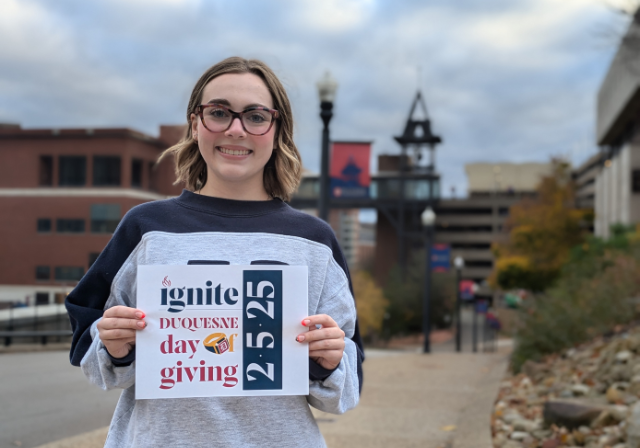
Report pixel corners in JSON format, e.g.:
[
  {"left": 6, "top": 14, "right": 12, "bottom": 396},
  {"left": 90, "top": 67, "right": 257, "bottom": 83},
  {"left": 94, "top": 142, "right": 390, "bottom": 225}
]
[
  {"left": 611, "top": 404, "right": 630, "bottom": 422},
  {"left": 627, "top": 402, "right": 640, "bottom": 448},
  {"left": 591, "top": 410, "right": 616, "bottom": 429},
  {"left": 541, "top": 440, "right": 560, "bottom": 448},
  {"left": 493, "top": 433, "right": 508, "bottom": 448},
  {"left": 543, "top": 400, "right": 606, "bottom": 429},
  {"left": 608, "top": 385, "right": 625, "bottom": 403},
  {"left": 522, "top": 360, "right": 550, "bottom": 382},
  {"left": 510, "top": 431, "right": 529, "bottom": 441},
  {"left": 572, "top": 384, "right": 591, "bottom": 396},
  {"left": 617, "top": 350, "right": 633, "bottom": 363},
  {"left": 513, "top": 418, "right": 539, "bottom": 432},
  {"left": 560, "top": 389, "right": 574, "bottom": 398},
  {"left": 503, "top": 409, "right": 523, "bottom": 424},
  {"left": 611, "top": 364, "right": 634, "bottom": 382}
]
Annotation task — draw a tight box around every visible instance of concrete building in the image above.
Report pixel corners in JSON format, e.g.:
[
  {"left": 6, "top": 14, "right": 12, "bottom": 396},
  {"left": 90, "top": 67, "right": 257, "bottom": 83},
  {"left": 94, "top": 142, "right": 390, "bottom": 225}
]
[
  {"left": 434, "top": 163, "right": 552, "bottom": 294},
  {"left": 594, "top": 10, "right": 640, "bottom": 239},
  {"left": 573, "top": 153, "right": 601, "bottom": 211},
  {"left": 0, "top": 124, "right": 184, "bottom": 307}
]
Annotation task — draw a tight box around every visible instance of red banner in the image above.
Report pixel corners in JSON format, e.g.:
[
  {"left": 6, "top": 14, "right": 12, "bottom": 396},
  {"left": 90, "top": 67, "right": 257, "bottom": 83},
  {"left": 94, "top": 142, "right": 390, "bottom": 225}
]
[{"left": 330, "top": 142, "right": 371, "bottom": 199}]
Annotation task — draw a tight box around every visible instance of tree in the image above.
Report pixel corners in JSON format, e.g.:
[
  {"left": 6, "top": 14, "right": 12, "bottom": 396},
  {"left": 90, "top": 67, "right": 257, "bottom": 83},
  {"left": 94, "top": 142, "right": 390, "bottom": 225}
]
[
  {"left": 352, "top": 270, "right": 388, "bottom": 341},
  {"left": 383, "top": 250, "right": 455, "bottom": 337},
  {"left": 490, "top": 160, "right": 592, "bottom": 292}
]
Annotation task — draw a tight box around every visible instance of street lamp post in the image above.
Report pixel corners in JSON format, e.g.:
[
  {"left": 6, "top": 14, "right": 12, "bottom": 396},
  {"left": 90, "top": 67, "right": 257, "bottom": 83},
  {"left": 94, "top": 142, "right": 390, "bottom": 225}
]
[
  {"left": 454, "top": 256, "right": 464, "bottom": 353},
  {"left": 316, "top": 72, "right": 338, "bottom": 223},
  {"left": 421, "top": 207, "right": 436, "bottom": 354}
]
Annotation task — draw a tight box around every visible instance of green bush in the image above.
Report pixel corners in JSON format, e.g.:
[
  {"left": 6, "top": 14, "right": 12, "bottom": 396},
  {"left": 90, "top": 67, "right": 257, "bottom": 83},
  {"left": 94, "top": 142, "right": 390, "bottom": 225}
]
[
  {"left": 383, "top": 249, "right": 455, "bottom": 338},
  {"left": 511, "top": 239, "right": 640, "bottom": 372}
]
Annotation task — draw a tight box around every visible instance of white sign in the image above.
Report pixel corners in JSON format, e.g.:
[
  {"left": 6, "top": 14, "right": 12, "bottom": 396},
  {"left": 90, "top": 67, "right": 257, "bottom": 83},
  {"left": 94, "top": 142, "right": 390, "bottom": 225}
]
[{"left": 135, "top": 265, "right": 309, "bottom": 400}]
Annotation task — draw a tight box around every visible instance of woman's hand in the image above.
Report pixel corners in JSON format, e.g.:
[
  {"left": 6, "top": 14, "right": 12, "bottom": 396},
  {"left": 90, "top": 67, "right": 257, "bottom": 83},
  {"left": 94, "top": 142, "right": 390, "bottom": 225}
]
[
  {"left": 96, "top": 306, "right": 146, "bottom": 359},
  {"left": 296, "top": 314, "right": 345, "bottom": 370}
]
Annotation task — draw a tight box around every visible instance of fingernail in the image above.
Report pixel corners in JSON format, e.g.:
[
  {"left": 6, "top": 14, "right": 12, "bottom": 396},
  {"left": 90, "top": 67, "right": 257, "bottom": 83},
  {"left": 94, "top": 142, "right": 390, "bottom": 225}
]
[
  {"left": 302, "top": 319, "right": 311, "bottom": 326},
  {"left": 296, "top": 335, "right": 305, "bottom": 342},
  {"left": 137, "top": 321, "right": 145, "bottom": 328},
  {"left": 136, "top": 312, "right": 145, "bottom": 319}
]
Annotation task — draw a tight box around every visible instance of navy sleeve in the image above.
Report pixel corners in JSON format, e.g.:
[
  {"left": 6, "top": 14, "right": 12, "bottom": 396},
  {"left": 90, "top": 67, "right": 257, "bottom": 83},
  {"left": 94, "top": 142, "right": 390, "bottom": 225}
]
[{"left": 65, "top": 211, "right": 143, "bottom": 367}]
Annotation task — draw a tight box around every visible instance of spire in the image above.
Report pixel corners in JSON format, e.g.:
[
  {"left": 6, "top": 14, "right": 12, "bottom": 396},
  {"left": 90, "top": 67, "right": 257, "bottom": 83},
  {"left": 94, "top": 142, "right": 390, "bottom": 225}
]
[{"left": 394, "top": 91, "right": 442, "bottom": 147}]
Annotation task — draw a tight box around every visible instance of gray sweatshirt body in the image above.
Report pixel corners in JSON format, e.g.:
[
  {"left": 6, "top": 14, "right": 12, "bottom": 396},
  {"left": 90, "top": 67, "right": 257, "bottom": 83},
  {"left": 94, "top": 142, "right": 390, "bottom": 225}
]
[{"left": 67, "top": 191, "right": 363, "bottom": 448}]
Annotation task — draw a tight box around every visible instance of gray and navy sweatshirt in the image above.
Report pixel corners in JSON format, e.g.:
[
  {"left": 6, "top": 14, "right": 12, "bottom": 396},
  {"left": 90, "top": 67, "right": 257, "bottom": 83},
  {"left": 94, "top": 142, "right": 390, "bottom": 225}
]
[{"left": 66, "top": 189, "right": 363, "bottom": 448}]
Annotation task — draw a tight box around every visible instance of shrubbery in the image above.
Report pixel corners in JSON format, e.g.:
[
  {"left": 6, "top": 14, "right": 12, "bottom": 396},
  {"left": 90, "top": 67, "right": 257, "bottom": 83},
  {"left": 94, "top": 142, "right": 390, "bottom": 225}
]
[{"left": 511, "top": 228, "right": 640, "bottom": 372}]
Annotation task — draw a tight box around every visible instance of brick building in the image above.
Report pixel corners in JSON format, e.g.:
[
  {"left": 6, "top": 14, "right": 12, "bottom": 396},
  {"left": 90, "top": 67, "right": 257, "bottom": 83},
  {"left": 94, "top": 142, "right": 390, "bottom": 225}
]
[{"left": 0, "top": 124, "right": 185, "bottom": 307}]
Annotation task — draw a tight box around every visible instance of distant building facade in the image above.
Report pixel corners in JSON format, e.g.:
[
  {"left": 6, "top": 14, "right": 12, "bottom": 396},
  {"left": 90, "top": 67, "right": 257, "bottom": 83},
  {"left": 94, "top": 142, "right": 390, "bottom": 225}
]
[
  {"left": 433, "top": 163, "right": 552, "bottom": 297},
  {"left": 0, "top": 124, "right": 184, "bottom": 307},
  {"left": 594, "top": 10, "right": 640, "bottom": 239}
]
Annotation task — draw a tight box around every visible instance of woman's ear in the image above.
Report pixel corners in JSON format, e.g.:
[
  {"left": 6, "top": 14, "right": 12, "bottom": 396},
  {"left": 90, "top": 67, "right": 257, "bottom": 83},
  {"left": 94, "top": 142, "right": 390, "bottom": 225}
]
[{"left": 190, "top": 113, "right": 198, "bottom": 140}]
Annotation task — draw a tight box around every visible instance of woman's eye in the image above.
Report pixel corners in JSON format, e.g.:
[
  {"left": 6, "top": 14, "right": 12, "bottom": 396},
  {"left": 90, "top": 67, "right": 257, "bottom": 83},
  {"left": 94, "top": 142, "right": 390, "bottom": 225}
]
[
  {"left": 246, "top": 112, "right": 267, "bottom": 123},
  {"left": 208, "top": 108, "right": 228, "bottom": 119}
]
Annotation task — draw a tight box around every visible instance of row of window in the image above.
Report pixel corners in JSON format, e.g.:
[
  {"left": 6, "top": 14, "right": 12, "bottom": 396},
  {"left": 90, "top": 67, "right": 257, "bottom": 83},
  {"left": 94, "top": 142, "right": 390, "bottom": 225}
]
[
  {"left": 39, "top": 155, "right": 157, "bottom": 189},
  {"left": 36, "top": 266, "right": 85, "bottom": 282},
  {"left": 37, "top": 204, "right": 121, "bottom": 234},
  {"left": 36, "top": 252, "right": 100, "bottom": 282}
]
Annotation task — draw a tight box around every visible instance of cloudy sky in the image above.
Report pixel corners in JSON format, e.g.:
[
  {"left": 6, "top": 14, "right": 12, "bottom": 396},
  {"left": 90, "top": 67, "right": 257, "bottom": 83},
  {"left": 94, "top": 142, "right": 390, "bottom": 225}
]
[{"left": 0, "top": 0, "right": 636, "bottom": 202}]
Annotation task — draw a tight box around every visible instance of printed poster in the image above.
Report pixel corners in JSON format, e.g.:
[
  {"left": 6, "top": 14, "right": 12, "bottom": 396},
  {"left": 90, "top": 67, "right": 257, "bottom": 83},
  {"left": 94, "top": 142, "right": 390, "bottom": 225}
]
[{"left": 135, "top": 265, "right": 309, "bottom": 400}]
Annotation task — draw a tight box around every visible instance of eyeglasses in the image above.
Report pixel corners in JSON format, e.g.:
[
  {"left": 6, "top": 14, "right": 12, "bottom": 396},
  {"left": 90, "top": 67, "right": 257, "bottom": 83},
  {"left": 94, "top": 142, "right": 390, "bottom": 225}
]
[{"left": 195, "top": 104, "right": 279, "bottom": 136}]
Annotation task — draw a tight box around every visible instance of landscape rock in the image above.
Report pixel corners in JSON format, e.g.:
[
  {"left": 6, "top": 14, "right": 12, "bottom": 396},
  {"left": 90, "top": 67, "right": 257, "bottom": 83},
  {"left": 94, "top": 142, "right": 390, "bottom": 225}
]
[
  {"left": 543, "top": 400, "right": 606, "bottom": 429},
  {"left": 493, "top": 324, "right": 640, "bottom": 448}
]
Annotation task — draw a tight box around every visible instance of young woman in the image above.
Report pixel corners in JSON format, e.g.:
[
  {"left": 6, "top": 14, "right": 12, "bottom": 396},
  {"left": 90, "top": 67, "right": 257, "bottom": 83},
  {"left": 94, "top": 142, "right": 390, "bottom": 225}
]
[{"left": 66, "top": 57, "right": 363, "bottom": 448}]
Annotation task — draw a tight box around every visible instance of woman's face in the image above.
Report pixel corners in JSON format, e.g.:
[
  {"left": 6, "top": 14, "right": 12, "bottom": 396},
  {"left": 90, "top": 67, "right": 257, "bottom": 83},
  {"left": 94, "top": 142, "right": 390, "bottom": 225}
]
[{"left": 191, "top": 73, "right": 276, "bottom": 199}]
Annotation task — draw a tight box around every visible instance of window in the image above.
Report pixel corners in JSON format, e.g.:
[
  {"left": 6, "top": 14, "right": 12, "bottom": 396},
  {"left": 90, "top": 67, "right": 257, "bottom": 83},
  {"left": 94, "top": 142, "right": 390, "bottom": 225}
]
[
  {"left": 131, "top": 159, "right": 143, "bottom": 188},
  {"left": 35, "top": 292, "right": 50, "bottom": 306},
  {"left": 88, "top": 252, "right": 100, "bottom": 268},
  {"left": 35, "top": 266, "right": 50, "bottom": 280},
  {"left": 149, "top": 161, "right": 158, "bottom": 191},
  {"left": 56, "top": 219, "right": 85, "bottom": 233},
  {"left": 93, "top": 156, "right": 121, "bottom": 186},
  {"left": 59, "top": 156, "right": 86, "bottom": 186},
  {"left": 91, "top": 204, "right": 121, "bottom": 233},
  {"left": 55, "top": 266, "right": 84, "bottom": 281},
  {"left": 633, "top": 170, "right": 640, "bottom": 193},
  {"left": 37, "top": 219, "right": 51, "bottom": 233},
  {"left": 39, "top": 156, "right": 53, "bottom": 186}
]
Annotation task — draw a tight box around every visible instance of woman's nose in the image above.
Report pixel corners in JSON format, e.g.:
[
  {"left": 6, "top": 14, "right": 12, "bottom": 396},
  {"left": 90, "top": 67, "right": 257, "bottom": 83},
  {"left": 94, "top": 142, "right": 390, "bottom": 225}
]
[{"left": 225, "top": 117, "right": 246, "bottom": 138}]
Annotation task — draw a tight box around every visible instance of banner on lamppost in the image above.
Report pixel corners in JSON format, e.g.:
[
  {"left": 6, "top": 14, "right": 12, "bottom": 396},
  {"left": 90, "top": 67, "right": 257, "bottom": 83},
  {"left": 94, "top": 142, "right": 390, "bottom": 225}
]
[
  {"left": 430, "top": 244, "right": 450, "bottom": 272},
  {"left": 459, "top": 280, "right": 477, "bottom": 301},
  {"left": 330, "top": 141, "right": 371, "bottom": 199}
]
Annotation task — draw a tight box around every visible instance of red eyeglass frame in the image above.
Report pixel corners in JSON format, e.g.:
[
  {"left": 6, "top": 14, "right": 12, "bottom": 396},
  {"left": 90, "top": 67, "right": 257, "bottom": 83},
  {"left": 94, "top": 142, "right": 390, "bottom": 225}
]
[{"left": 195, "top": 104, "right": 280, "bottom": 136}]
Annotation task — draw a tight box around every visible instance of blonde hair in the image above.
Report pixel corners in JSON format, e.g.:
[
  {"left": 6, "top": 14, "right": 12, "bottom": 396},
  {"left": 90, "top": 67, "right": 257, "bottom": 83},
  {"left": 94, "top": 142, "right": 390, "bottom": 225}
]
[{"left": 159, "top": 57, "right": 302, "bottom": 201}]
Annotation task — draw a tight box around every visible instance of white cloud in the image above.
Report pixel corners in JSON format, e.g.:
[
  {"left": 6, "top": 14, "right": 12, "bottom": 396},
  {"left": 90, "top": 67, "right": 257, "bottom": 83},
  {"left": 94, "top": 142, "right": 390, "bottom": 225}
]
[{"left": 294, "top": 0, "right": 376, "bottom": 32}]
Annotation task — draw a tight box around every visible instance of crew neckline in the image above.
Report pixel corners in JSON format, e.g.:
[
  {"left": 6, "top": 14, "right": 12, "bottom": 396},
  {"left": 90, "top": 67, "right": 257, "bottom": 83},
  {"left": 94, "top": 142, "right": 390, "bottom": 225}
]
[{"left": 174, "top": 189, "right": 287, "bottom": 217}]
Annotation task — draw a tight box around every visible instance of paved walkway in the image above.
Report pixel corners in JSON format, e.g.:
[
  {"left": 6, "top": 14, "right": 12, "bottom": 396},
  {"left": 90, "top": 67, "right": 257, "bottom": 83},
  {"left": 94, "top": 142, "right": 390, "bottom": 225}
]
[{"left": 30, "top": 347, "right": 509, "bottom": 448}]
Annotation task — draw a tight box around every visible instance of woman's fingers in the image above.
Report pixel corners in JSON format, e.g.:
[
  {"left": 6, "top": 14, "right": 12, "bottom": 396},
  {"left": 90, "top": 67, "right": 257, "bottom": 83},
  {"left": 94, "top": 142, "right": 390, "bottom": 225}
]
[
  {"left": 302, "top": 314, "right": 338, "bottom": 329},
  {"left": 100, "top": 317, "right": 146, "bottom": 330},
  {"left": 103, "top": 306, "right": 145, "bottom": 319},
  {"left": 296, "top": 327, "right": 344, "bottom": 343},
  {"left": 309, "top": 350, "right": 344, "bottom": 370},
  {"left": 308, "top": 339, "right": 345, "bottom": 351},
  {"left": 104, "top": 306, "right": 145, "bottom": 319},
  {"left": 100, "top": 328, "right": 138, "bottom": 341}
]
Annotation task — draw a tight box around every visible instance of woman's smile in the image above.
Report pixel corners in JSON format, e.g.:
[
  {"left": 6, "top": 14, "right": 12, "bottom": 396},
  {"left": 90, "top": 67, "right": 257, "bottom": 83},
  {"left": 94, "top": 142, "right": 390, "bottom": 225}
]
[{"left": 216, "top": 145, "right": 252, "bottom": 157}]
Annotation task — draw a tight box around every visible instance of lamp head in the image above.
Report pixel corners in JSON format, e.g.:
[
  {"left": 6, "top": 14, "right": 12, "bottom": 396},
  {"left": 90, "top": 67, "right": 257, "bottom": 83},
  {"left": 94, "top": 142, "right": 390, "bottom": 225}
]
[
  {"left": 317, "top": 71, "right": 338, "bottom": 103},
  {"left": 454, "top": 256, "right": 464, "bottom": 269},
  {"left": 421, "top": 207, "right": 436, "bottom": 226}
]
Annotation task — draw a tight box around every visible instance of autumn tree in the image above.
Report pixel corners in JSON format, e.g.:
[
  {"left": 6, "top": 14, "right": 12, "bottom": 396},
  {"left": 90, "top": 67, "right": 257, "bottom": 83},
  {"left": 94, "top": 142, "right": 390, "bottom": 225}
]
[
  {"left": 490, "top": 160, "right": 592, "bottom": 292},
  {"left": 352, "top": 270, "right": 389, "bottom": 340}
]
